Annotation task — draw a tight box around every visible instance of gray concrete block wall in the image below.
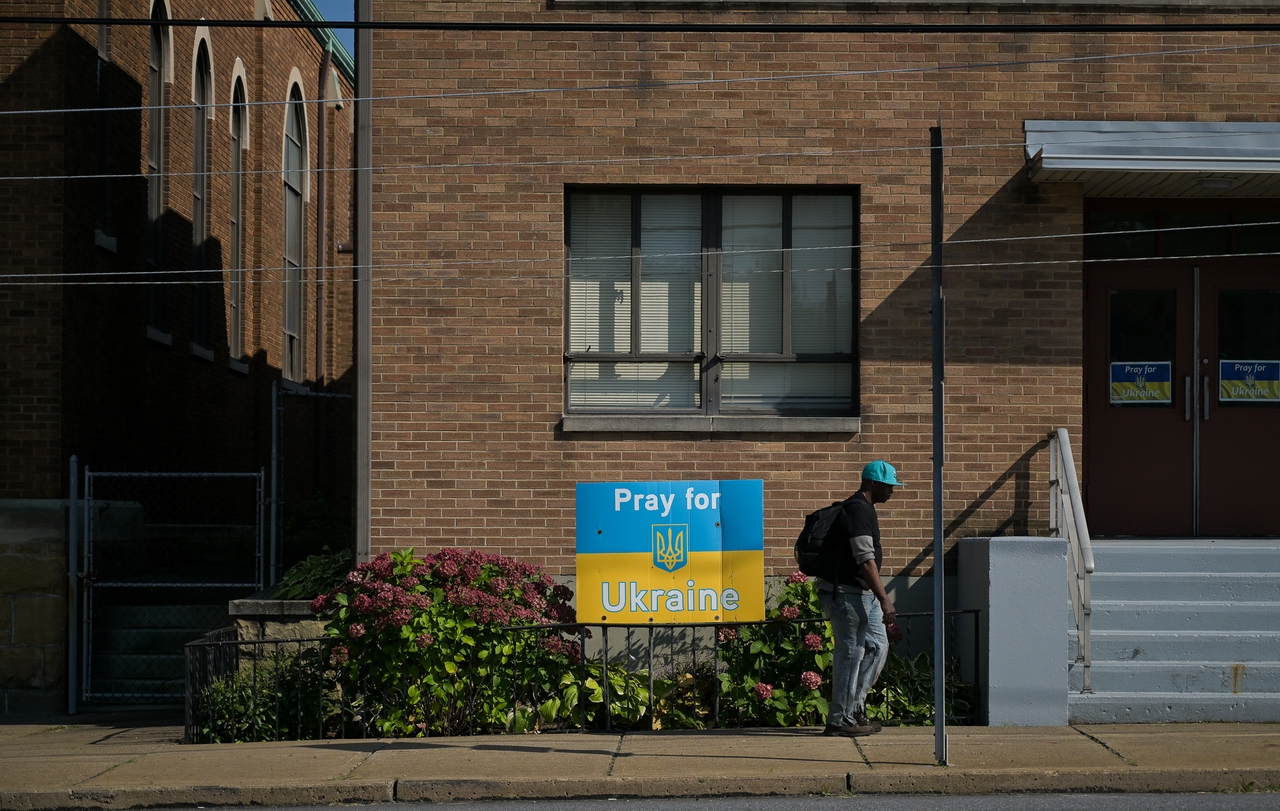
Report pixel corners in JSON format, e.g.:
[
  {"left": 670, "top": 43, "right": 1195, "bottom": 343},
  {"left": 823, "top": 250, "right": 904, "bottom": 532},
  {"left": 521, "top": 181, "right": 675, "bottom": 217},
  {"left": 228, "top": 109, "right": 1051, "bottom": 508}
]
[
  {"left": 0, "top": 500, "right": 68, "bottom": 715},
  {"left": 959, "top": 536, "right": 1068, "bottom": 726}
]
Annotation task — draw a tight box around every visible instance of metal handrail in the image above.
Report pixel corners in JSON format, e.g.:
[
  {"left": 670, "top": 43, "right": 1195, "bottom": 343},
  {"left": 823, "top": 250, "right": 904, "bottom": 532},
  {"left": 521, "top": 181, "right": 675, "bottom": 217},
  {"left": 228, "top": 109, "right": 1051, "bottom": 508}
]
[{"left": 1048, "top": 427, "right": 1093, "bottom": 694}]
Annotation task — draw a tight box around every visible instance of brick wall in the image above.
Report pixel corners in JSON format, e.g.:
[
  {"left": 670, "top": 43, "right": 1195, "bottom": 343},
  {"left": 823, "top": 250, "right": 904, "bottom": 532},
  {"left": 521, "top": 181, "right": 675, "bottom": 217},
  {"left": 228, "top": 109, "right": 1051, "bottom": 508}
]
[
  {"left": 368, "top": 4, "right": 1280, "bottom": 576},
  {"left": 0, "top": 0, "right": 355, "bottom": 498},
  {"left": 0, "top": 12, "right": 68, "bottom": 500}
]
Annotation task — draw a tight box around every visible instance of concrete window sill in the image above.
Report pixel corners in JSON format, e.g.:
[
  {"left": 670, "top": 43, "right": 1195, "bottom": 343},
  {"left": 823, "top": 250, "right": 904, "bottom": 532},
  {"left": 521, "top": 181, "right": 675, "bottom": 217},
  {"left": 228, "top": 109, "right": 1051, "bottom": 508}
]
[
  {"left": 94, "top": 229, "right": 118, "bottom": 253},
  {"left": 560, "top": 414, "right": 861, "bottom": 434},
  {"left": 190, "top": 342, "right": 214, "bottom": 362},
  {"left": 146, "top": 326, "right": 172, "bottom": 346}
]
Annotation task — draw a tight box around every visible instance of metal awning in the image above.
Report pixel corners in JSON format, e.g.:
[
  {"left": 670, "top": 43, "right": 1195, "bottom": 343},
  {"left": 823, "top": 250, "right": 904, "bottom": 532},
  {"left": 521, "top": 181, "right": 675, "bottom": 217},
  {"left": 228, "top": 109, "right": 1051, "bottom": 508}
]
[{"left": 1025, "top": 120, "right": 1280, "bottom": 197}]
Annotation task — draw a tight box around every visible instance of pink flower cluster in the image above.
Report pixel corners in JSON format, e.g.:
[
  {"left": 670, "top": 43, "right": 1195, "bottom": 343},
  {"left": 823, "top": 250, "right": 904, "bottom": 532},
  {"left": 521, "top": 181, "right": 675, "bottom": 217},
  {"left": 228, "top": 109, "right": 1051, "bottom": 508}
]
[
  {"left": 312, "top": 548, "right": 580, "bottom": 663},
  {"left": 541, "top": 635, "right": 583, "bottom": 665},
  {"left": 419, "top": 548, "right": 576, "bottom": 627},
  {"left": 753, "top": 682, "right": 773, "bottom": 701},
  {"left": 717, "top": 626, "right": 739, "bottom": 644},
  {"left": 779, "top": 606, "right": 801, "bottom": 621},
  {"left": 800, "top": 671, "right": 822, "bottom": 691},
  {"left": 311, "top": 552, "right": 434, "bottom": 634},
  {"left": 786, "top": 571, "right": 809, "bottom": 585},
  {"left": 803, "top": 633, "right": 824, "bottom": 652}
]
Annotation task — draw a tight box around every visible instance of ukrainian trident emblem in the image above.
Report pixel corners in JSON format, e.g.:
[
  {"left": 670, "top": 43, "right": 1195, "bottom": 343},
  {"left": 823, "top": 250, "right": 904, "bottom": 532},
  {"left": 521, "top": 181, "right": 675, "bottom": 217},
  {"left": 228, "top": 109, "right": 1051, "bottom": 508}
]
[{"left": 652, "top": 525, "right": 688, "bottom": 573}]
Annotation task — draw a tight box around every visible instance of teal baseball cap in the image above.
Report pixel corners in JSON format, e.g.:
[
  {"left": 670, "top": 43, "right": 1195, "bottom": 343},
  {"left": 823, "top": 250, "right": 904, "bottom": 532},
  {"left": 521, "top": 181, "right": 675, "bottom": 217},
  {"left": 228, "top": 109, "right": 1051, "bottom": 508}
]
[{"left": 861, "top": 460, "right": 903, "bottom": 487}]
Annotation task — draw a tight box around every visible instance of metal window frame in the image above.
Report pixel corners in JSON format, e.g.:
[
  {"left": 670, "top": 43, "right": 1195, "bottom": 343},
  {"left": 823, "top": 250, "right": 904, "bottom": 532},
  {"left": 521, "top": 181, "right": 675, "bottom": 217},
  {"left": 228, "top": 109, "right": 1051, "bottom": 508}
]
[{"left": 564, "top": 185, "right": 860, "bottom": 418}]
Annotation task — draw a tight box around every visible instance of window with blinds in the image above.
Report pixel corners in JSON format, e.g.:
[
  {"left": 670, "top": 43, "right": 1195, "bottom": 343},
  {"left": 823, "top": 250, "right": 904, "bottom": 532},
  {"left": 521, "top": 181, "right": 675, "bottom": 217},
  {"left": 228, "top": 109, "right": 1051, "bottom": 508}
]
[{"left": 565, "top": 188, "right": 857, "bottom": 415}]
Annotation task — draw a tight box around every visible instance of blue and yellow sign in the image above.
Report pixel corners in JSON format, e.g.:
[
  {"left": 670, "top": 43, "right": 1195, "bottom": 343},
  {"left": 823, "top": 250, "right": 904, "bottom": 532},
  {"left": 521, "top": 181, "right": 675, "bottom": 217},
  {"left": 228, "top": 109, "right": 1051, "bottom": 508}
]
[
  {"left": 1220, "top": 360, "right": 1280, "bottom": 403},
  {"left": 1110, "top": 361, "right": 1172, "bottom": 405},
  {"left": 576, "top": 480, "right": 765, "bottom": 624}
]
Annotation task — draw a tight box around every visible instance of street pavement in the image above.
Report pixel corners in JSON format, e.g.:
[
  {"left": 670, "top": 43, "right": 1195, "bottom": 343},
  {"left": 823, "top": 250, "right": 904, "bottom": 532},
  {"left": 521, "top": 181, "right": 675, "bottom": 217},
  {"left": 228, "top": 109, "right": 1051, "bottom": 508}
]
[{"left": 0, "top": 713, "right": 1277, "bottom": 809}]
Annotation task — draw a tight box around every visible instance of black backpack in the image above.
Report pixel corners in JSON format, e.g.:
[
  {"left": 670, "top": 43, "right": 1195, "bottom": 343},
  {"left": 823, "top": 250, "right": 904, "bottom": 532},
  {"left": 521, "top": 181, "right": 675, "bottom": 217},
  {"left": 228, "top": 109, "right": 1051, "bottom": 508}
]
[{"left": 793, "top": 498, "right": 851, "bottom": 580}]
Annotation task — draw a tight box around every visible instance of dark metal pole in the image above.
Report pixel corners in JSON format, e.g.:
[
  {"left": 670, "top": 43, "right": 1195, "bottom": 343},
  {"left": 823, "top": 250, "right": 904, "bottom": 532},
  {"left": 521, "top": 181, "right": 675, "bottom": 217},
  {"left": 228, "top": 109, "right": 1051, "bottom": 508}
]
[
  {"left": 270, "top": 379, "right": 280, "bottom": 585},
  {"left": 67, "top": 455, "right": 79, "bottom": 715},
  {"left": 930, "top": 124, "right": 948, "bottom": 766}
]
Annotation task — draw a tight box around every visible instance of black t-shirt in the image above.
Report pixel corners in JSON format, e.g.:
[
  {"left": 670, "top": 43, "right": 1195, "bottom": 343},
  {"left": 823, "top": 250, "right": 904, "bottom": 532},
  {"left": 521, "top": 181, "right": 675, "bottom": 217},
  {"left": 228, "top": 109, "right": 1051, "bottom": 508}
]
[{"left": 828, "top": 493, "right": 882, "bottom": 589}]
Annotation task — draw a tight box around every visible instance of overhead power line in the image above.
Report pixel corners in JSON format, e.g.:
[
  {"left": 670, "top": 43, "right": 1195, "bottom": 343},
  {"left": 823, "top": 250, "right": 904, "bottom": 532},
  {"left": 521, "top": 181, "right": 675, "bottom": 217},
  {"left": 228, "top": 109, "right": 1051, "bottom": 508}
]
[
  {"left": 9, "top": 15, "right": 1280, "bottom": 33},
  {"left": 3, "top": 218, "right": 1278, "bottom": 286}
]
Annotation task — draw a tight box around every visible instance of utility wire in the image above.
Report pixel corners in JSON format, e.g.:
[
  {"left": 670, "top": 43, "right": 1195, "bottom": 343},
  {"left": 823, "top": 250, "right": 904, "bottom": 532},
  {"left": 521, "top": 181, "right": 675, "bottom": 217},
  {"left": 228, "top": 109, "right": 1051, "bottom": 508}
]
[
  {"left": 8, "top": 14, "right": 1280, "bottom": 33},
  {"left": 0, "top": 217, "right": 1272, "bottom": 283},
  {"left": 5, "top": 237, "right": 1280, "bottom": 286},
  {"left": 11, "top": 127, "right": 1280, "bottom": 184}
]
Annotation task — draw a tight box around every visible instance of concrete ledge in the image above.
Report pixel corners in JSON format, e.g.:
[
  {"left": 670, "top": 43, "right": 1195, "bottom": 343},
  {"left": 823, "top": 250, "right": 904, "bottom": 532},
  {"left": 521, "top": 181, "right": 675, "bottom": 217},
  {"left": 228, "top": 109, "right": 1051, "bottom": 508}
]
[
  {"left": 561, "top": 415, "right": 860, "bottom": 434},
  {"left": 227, "top": 598, "right": 314, "bottom": 617}
]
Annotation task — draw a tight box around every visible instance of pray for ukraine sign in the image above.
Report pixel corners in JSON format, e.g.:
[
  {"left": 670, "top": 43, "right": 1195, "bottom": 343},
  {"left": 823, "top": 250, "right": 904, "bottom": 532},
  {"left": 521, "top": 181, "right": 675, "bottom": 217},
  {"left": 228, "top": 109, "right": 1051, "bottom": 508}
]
[{"left": 575, "top": 480, "right": 765, "bottom": 624}]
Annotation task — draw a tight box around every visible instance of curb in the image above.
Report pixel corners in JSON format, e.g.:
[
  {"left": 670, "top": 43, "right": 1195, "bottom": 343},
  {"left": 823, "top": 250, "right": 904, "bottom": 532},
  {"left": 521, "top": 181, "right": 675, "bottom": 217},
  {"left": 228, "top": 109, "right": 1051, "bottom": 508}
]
[
  {"left": 0, "top": 783, "right": 395, "bottom": 811},
  {"left": 5, "top": 769, "right": 1277, "bottom": 810}
]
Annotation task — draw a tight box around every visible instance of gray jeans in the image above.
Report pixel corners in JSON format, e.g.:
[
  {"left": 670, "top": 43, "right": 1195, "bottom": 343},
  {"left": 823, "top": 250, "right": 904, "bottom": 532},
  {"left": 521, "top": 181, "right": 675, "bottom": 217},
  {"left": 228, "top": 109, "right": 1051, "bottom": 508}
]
[{"left": 818, "top": 587, "right": 888, "bottom": 726}]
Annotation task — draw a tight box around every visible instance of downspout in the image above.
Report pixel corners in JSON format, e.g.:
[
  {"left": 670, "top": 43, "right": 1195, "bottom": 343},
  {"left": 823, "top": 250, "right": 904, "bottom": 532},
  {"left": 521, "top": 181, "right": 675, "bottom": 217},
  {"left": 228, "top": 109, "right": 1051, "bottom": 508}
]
[{"left": 315, "top": 49, "right": 331, "bottom": 386}]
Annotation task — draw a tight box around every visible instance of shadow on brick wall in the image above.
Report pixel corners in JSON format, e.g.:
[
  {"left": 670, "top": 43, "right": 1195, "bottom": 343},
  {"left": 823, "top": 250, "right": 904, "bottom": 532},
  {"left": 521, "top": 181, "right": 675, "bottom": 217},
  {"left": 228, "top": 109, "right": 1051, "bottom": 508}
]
[{"left": 861, "top": 171, "right": 1083, "bottom": 366}]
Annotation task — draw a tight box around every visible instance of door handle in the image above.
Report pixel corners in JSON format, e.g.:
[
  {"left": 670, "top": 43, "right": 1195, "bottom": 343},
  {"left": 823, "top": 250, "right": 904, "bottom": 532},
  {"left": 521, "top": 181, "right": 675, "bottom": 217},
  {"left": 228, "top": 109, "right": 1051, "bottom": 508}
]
[
  {"left": 1185, "top": 375, "right": 1192, "bottom": 421},
  {"left": 1203, "top": 375, "right": 1211, "bottom": 421}
]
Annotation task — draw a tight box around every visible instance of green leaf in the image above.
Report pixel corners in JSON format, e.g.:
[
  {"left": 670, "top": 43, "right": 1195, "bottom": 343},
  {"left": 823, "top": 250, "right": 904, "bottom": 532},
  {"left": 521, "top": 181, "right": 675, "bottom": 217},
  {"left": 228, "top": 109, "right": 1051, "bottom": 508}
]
[{"left": 538, "top": 698, "right": 561, "bottom": 725}]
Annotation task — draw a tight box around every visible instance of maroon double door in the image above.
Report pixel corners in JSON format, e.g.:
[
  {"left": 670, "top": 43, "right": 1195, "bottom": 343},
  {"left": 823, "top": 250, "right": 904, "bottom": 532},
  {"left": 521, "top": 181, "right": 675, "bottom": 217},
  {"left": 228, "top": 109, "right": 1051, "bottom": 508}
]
[{"left": 1085, "top": 262, "right": 1280, "bottom": 537}]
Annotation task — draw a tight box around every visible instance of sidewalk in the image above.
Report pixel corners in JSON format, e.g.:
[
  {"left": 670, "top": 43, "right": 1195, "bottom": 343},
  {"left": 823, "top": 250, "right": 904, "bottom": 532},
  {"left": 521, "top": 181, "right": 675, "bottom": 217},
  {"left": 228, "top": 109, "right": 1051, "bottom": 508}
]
[{"left": 1, "top": 714, "right": 1278, "bottom": 809}]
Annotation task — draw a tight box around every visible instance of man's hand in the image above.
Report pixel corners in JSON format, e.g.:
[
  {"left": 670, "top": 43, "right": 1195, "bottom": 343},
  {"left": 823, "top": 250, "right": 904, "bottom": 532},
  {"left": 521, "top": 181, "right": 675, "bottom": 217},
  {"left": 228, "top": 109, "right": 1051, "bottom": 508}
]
[
  {"left": 858, "top": 559, "right": 896, "bottom": 625},
  {"left": 880, "top": 598, "right": 897, "bottom": 625}
]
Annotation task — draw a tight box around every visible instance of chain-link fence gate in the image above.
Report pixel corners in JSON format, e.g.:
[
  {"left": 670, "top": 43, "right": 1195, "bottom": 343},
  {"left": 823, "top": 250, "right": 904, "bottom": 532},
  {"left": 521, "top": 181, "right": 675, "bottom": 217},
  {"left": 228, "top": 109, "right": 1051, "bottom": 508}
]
[{"left": 82, "top": 470, "right": 264, "bottom": 704}]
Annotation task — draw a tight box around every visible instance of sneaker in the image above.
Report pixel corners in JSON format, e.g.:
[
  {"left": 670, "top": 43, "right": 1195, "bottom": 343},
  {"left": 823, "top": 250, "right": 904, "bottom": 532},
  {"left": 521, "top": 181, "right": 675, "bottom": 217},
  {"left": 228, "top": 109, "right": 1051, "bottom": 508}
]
[
  {"left": 823, "top": 721, "right": 877, "bottom": 737},
  {"left": 853, "top": 709, "right": 883, "bottom": 732}
]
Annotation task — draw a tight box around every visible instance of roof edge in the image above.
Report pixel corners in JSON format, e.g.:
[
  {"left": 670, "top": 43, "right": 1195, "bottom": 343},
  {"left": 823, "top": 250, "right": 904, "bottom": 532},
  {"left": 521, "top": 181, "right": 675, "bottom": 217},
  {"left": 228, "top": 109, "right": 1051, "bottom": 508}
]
[{"left": 283, "top": 0, "right": 355, "bottom": 85}]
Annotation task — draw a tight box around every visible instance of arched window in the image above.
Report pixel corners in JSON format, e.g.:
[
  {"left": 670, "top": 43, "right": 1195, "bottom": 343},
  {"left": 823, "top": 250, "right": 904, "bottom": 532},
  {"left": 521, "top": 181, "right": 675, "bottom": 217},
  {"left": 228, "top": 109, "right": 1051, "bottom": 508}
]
[
  {"left": 282, "top": 83, "right": 306, "bottom": 381},
  {"left": 229, "top": 77, "right": 247, "bottom": 361},
  {"left": 147, "top": 0, "right": 169, "bottom": 334},
  {"left": 191, "top": 40, "right": 211, "bottom": 349}
]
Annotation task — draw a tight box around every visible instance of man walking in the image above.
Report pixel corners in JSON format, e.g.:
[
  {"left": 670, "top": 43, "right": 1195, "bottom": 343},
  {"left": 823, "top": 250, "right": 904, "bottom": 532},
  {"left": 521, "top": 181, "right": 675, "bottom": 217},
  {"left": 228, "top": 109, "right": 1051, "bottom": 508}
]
[{"left": 817, "top": 459, "right": 900, "bottom": 737}]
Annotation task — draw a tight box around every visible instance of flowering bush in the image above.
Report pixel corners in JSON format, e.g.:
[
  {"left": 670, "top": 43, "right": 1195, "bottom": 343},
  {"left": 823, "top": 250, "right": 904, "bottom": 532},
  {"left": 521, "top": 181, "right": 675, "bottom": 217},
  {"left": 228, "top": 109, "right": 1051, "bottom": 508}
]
[
  {"left": 713, "top": 573, "right": 833, "bottom": 727},
  {"left": 311, "top": 548, "right": 579, "bottom": 736}
]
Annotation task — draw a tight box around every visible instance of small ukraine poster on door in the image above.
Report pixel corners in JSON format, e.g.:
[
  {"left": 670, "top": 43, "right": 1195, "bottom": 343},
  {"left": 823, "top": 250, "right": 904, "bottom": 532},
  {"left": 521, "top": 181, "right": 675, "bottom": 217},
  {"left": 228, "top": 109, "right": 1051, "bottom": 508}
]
[
  {"left": 1220, "top": 360, "right": 1280, "bottom": 403},
  {"left": 1110, "top": 361, "right": 1173, "bottom": 405},
  {"left": 575, "top": 480, "right": 765, "bottom": 624}
]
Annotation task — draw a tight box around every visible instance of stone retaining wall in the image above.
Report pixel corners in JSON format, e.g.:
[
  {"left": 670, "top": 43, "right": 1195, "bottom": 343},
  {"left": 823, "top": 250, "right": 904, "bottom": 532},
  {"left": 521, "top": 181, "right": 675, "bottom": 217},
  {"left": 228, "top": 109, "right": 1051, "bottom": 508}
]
[{"left": 0, "top": 500, "right": 68, "bottom": 715}]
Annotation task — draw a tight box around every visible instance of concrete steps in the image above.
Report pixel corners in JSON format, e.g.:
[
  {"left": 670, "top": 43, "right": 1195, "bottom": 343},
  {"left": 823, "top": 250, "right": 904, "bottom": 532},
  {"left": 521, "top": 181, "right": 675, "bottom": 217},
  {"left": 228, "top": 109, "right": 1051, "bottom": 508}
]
[
  {"left": 1071, "top": 629, "right": 1280, "bottom": 662},
  {"left": 1068, "top": 661, "right": 1280, "bottom": 693},
  {"left": 86, "top": 602, "right": 232, "bottom": 704},
  {"left": 1068, "top": 539, "right": 1280, "bottom": 723},
  {"left": 1067, "top": 691, "right": 1280, "bottom": 722}
]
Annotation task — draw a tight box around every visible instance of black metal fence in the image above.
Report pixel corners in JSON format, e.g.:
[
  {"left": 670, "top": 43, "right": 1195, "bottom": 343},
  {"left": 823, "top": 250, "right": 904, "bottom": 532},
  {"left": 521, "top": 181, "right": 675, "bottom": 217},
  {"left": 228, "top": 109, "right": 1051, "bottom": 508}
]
[
  {"left": 83, "top": 470, "right": 264, "bottom": 705},
  {"left": 184, "top": 610, "right": 978, "bottom": 743}
]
